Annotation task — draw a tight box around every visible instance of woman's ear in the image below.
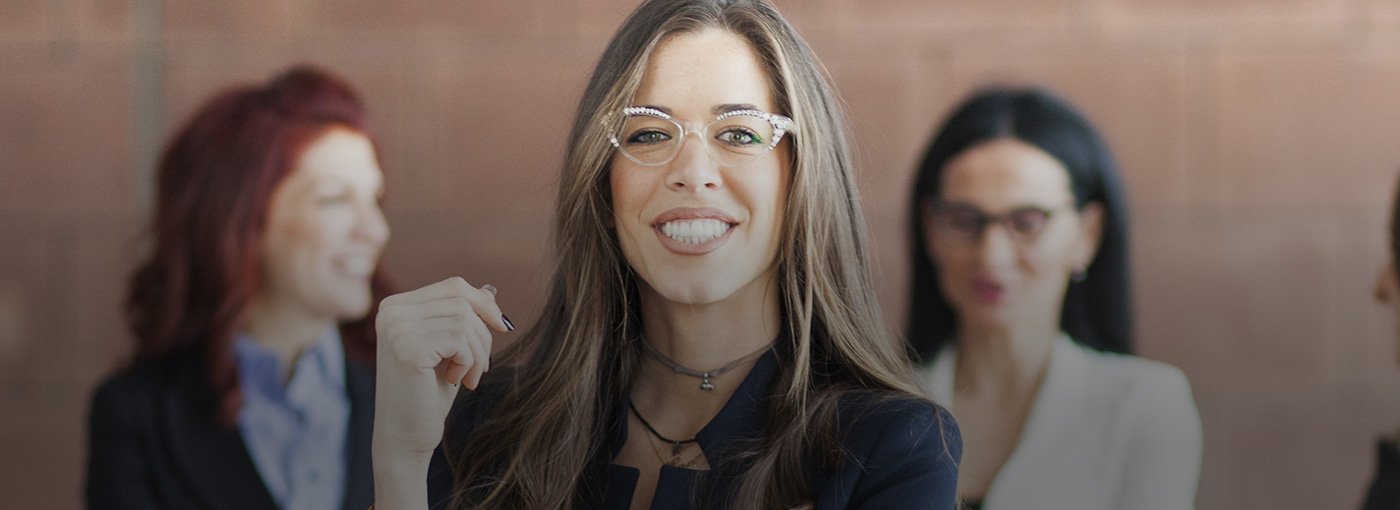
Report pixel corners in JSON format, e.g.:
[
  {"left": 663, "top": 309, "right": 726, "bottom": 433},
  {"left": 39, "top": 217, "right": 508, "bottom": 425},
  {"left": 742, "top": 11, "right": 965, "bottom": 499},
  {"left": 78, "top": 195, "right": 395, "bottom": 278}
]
[{"left": 1074, "top": 201, "right": 1105, "bottom": 272}]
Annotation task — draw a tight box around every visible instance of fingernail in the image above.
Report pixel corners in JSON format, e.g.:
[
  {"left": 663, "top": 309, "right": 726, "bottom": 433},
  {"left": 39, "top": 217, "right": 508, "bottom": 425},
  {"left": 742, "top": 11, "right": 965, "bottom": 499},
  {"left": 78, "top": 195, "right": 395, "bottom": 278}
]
[
  {"left": 502, "top": 314, "right": 516, "bottom": 331},
  {"left": 481, "top": 284, "right": 498, "bottom": 296}
]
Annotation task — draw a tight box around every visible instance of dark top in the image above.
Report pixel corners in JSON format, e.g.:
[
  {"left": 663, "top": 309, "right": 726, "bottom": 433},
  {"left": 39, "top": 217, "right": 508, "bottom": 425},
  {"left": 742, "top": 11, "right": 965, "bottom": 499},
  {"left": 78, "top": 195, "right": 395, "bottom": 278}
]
[
  {"left": 428, "top": 350, "right": 962, "bottom": 509},
  {"left": 85, "top": 348, "right": 376, "bottom": 510},
  {"left": 1362, "top": 437, "right": 1400, "bottom": 510}
]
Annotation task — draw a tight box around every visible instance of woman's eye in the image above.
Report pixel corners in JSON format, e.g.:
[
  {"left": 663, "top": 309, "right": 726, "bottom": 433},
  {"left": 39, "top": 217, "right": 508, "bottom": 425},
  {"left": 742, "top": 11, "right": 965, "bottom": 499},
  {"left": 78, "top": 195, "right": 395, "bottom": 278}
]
[
  {"left": 626, "top": 129, "right": 672, "bottom": 145},
  {"left": 940, "top": 208, "right": 983, "bottom": 232},
  {"left": 1009, "top": 210, "right": 1049, "bottom": 234},
  {"left": 716, "top": 128, "right": 762, "bottom": 146}
]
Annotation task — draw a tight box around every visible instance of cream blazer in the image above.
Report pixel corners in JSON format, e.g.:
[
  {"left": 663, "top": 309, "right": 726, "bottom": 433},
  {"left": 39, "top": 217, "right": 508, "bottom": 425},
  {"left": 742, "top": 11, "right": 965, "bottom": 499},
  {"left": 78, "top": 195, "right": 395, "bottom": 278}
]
[{"left": 917, "top": 334, "right": 1202, "bottom": 510}]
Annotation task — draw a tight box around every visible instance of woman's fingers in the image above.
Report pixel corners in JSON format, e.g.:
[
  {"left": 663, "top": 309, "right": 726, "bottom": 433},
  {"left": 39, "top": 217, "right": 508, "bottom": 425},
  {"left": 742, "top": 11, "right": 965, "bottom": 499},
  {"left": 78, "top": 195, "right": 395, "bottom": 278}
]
[
  {"left": 390, "top": 328, "right": 473, "bottom": 373},
  {"left": 380, "top": 277, "right": 514, "bottom": 334},
  {"left": 381, "top": 276, "right": 476, "bottom": 305},
  {"left": 463, "top": 316, "right": 491, "bottom": 388},
  {"left": 382, "top": 311, "right": 495, "bottom": 390},
  {"left": 440, "top": 355, "right": 471, "bottom": 388},
  {"left": 382, "top": 297, "right": 473, "bottom": 321},
  {"left": 462, "top": 284, "right": 511, "bottom": 334}
]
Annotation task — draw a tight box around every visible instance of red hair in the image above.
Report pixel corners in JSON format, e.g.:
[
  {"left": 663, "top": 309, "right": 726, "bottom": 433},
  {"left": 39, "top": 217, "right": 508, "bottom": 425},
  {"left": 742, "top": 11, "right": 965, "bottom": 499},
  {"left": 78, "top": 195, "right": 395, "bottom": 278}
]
[{"left": 125, "top": 65, "right": 394, "bottom": 426}]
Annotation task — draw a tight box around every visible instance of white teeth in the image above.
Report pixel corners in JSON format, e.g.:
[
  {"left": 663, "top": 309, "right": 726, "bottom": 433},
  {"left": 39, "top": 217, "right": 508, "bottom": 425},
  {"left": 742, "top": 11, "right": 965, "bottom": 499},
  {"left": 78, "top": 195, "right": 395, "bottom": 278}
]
[
  {"left": 660, "top": 219, "right": 730, "bottom": 244},
  {"left": 340, "top": 256, "right": 374, "bottom": 276}
]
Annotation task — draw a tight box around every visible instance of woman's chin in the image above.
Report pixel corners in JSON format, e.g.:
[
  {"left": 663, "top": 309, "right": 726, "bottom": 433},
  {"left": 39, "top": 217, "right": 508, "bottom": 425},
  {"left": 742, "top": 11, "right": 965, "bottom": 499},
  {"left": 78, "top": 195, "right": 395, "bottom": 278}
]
[
  {"left": 324, "top": 292, "right": 373, "bottom": 322},
  {"left": 645, "top": 279, "right": 741, "bottom": 308},
  {"left": 956, "top": 304, "right": 1016, "bottom": 330}
]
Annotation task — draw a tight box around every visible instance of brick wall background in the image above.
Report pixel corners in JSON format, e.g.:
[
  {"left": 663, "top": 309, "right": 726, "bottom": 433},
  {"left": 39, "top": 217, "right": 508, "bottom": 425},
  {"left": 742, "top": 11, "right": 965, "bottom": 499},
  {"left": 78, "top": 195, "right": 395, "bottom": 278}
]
[{"left": 4, "top": 1, "right": 1400, "bottom": 508}]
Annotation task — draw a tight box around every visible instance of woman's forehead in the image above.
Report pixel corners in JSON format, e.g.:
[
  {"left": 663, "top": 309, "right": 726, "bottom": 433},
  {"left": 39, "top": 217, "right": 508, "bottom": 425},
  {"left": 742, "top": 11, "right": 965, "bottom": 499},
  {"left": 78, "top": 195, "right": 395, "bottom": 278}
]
[
  {"left": 940, "top": 139, "right": 1073, "bottom": 205},
  {"left": 632, "top": 28, "right": 777, "bottom": 119}
]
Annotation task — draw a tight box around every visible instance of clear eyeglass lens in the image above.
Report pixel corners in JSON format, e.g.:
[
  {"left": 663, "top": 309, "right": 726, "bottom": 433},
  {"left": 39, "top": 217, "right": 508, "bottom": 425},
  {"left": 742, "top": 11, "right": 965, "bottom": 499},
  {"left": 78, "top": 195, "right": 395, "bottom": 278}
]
[
  {"left": 615, "top": 112, "right": 778, "bottom": 166},
  {"left": 935, "top": 206, "right": 1052, "bottom": 243},
  {"left": 1007, "top": 209, "right": 1050, "bottom": 238}
]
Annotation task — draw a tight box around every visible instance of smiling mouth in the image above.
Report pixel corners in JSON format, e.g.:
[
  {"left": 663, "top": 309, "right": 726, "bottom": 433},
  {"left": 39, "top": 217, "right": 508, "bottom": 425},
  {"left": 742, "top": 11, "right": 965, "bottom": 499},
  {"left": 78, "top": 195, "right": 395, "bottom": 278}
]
[
  {"left": 333, "top": 254, "right": 377, "bottom": 278},
  {"left": 658, "top": 218, "right": 735, "bottom": 245}
]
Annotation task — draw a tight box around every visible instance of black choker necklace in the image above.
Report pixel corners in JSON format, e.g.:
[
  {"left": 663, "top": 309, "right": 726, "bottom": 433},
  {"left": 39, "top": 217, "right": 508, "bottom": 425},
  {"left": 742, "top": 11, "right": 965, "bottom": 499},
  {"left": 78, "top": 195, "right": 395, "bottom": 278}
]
[
  {"left": 628, "top": 400, "right": 698, "bottom": 456},
  {"left": 638, "top": 340, "right": 772, "bottom": 391}
]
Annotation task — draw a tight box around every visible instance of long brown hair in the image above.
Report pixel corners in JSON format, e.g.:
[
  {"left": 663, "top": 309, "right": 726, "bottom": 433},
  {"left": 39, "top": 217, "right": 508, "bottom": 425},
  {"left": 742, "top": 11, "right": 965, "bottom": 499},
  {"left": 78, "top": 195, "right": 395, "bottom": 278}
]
[
  {"left": 451, "top": 1, "right": 945, "bottom": 507},
  {"left": 124, "top": 65, "right": 394, "bottom": 426}
]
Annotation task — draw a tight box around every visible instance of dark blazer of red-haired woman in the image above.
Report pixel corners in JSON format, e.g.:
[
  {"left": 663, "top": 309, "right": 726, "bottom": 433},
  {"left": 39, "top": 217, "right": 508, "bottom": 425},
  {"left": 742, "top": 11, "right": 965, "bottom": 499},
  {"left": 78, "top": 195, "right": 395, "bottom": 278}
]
[{"left": 85, "top": 65, "right": 395, "bottom": 510}]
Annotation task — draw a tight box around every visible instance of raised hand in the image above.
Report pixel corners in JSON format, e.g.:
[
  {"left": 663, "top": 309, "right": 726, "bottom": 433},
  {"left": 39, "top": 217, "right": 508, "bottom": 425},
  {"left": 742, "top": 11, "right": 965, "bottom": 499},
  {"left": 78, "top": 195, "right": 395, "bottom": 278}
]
[{"left": 371, "top": 277, "right": 512, "bottom": 509}]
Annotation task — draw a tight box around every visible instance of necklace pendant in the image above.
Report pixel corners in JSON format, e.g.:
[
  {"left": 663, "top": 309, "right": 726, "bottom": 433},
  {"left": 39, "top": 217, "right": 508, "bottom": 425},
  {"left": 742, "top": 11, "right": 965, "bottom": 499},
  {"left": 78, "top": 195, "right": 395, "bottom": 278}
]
[
  {"left": 671, "top": 442, "right": 683, "bottom": 456},
  {"left": 700, "top": 373, "right": 714, "bottom": 391}
]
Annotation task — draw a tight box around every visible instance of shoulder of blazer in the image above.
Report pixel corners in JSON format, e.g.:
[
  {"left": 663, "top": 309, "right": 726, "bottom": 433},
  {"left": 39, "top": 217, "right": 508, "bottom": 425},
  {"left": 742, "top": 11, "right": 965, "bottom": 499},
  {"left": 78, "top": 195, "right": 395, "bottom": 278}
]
[
  {"left": 832, "top": 392, "right": 962, "bottom": 469},
  {"left": 343, "top": 353, "right": 375, "bottom": 406},
  {"left": 1068, "top": 343, "right": 1193, "bottom": 403},
  {"left": 93, "top": 349, "right": 204, "bottom": 419}
]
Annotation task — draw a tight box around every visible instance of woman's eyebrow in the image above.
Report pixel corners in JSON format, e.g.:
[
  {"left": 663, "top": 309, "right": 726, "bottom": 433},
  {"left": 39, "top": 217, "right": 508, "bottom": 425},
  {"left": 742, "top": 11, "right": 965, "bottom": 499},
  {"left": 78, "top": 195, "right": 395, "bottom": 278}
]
[
  {"left": 635, "top": 104, "right": 672, "bottom": 115},
  {"left": 713, "top": 103, "right": 759, "bottom": 115},
  {"left": 629, "top": 103, "right": 762, "bottom": 116}
]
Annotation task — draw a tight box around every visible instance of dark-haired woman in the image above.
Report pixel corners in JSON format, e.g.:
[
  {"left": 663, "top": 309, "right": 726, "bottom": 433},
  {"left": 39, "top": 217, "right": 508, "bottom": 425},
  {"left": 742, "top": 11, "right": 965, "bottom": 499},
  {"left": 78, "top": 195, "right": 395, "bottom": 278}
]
[
  {"left": 905, "top": 87, "right": 1201, "bottom": 509},
  {"left": 85, "top": 65, "right": 394, "bottom": 510}
]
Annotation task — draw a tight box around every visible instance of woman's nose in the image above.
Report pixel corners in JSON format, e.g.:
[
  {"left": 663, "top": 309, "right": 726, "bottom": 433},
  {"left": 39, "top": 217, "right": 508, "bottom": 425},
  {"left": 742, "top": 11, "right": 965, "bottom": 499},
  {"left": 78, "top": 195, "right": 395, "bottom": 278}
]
[
  {"left": 975, "top": 225, "right": 1017, "bottom": 270},
  {"left": 666, "top": 133, "right": 722, "bottom": 191}
]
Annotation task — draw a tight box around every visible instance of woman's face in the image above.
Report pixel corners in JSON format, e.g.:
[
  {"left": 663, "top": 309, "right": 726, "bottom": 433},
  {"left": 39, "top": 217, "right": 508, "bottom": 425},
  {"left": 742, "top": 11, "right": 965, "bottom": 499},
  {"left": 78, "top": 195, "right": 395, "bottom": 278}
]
[
  {"left": 609, "top": 28, "right": 790, "bottom": 306},
  {"left": 260, "top": 127, "right": 389, "bottom": 323},
  {"left": 925, "top": 138, "right": 1101, "bottom": 332}
]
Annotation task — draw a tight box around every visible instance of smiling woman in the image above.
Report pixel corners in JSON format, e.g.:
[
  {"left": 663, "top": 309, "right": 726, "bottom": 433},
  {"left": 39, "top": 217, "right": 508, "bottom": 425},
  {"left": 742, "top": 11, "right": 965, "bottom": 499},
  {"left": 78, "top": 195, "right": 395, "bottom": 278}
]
[
  {"left": 609, "top": 28, "right": 789, "bottom": 308},
  {"left": 366, "top": 1, "right": 961, "bottom": 510},
  {"left": 85, "top": 65, "right": 396, "bottom": 510}
]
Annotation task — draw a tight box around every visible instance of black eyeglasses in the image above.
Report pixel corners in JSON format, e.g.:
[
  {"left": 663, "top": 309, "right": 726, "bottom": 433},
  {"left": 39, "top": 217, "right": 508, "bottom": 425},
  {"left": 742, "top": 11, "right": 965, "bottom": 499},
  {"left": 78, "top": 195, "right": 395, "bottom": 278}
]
[{"left": 928, "top": 200, "right": 1074, "bottom": 245}]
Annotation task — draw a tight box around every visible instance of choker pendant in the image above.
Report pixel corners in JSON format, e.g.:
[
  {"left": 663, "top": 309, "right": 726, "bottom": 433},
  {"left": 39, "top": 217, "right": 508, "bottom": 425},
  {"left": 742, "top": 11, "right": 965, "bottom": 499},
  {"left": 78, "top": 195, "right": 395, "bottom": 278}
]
[{"left": 638, "top": 338, "right": 773, "bottom": 392}]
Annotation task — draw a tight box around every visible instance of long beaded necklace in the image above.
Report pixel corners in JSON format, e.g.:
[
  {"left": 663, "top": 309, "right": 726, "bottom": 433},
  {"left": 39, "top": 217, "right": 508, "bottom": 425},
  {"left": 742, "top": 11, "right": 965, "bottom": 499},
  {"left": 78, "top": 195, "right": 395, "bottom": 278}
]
[{"left": 638, "top": 340, "right": 772, "bottom": 391}]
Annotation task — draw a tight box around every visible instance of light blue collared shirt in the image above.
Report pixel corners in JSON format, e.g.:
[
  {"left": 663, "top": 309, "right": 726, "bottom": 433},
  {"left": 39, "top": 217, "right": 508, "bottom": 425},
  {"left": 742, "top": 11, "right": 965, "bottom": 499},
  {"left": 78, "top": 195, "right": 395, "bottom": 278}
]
[{"left": 234, "top": 329, "right": 350, "bottom": 510}]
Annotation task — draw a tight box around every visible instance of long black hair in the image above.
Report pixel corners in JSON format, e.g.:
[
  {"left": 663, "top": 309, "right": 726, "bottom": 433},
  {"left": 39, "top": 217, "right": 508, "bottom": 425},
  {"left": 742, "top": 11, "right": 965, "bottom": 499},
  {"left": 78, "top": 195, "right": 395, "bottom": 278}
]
[{"left": 905, "top": 86, "right": 1132, "bottom": 362}]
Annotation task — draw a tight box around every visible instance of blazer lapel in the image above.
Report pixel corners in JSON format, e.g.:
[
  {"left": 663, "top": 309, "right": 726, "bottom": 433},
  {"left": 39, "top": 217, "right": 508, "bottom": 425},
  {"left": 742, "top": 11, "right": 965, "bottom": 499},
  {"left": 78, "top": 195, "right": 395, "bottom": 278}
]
[
  {"left": 160, "top": 356, "right": 278, "bottom": 510},
  {"left": 984, "top": 335, "right": 1095, "bottom": 508},
  {"left": 341, "top": 357, "right": 376, "bottom": 510}
]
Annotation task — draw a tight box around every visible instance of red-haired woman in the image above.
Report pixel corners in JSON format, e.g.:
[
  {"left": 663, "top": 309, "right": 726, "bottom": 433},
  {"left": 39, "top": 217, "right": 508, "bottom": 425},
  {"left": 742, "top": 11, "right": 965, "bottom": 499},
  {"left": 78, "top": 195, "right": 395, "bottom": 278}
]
[{"left": 85, "top": 65, "right": 394, "bottom": 510}]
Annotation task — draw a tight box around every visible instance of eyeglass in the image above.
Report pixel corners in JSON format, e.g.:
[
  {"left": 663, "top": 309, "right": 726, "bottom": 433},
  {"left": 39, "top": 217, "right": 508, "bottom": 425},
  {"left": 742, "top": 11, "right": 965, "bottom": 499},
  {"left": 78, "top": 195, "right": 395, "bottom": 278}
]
[
  {"left": 928, "top": 200, "right": 1073, "bottom": 245},
  {"left": 607, "top": 106, "right": 795, "bottom": 167}
]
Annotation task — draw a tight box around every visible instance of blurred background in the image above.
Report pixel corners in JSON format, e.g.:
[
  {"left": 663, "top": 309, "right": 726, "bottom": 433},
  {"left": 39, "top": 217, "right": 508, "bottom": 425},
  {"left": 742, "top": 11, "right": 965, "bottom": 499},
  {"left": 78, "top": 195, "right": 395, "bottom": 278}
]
[{"left": 3, "top": 0, "right": 1400, "bottom": 508}]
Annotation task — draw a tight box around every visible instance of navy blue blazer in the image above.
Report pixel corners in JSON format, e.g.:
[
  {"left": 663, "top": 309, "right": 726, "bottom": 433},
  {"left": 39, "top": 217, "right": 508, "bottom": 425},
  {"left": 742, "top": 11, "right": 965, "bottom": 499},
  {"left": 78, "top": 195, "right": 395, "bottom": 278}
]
[
  {"left": 85, "top": 348, "right": 375, "bottom": 510},
  {"left": 428, "top": 350, "right": 962, "bottom": 509}
]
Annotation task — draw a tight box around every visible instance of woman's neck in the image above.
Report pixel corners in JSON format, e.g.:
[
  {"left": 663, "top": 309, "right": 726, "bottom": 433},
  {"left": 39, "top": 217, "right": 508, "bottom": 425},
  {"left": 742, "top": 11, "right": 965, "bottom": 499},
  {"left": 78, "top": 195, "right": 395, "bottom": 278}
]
[
  {"left": 952, "top": 322, "right": 1057, "bottom": 401},
  {"left": 630, "top": 276, "right": 781, "bottom": 427},
  {"left": 242, "top": 296, "right": 335, "bottom": 381}
]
